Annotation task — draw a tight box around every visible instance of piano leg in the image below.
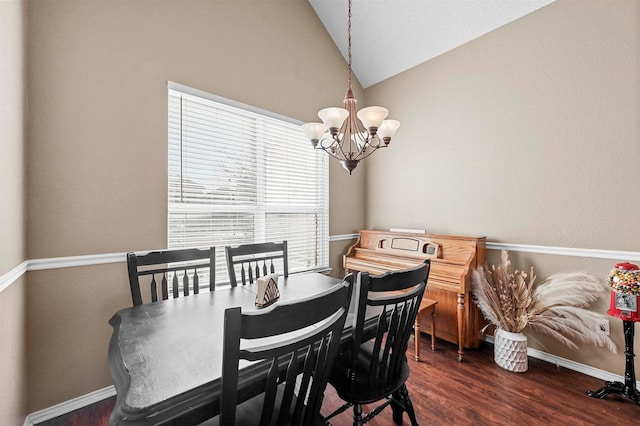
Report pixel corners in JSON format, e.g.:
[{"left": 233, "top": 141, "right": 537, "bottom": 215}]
[
  {"left": 457, "top": 294, "right": 465, "bottom": 362},
  {"left": 430, "top": 305, "right": 436, "bottom": 351}
]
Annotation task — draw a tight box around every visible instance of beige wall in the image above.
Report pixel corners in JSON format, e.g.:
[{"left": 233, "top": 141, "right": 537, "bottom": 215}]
[
  {"left": 0, "top": 0, "right": 28, "bottom": 423},
  {"left": 26, "top": 264, "right": 131, "bottom": 411},
  {"left": 1, "top": 0, "right": 27, "bottom": 271},
  {"left": 365, "top": 0, "right": 640, "bottom": 372},
  {"left": 0, "top": 278, "right": 27, "bottom": 426},
  {"left": 24, "top": 0, "right": 366, "bottom": 412},
  {"left": 26, "top": 0, "right": 365, "bottom": 259}
]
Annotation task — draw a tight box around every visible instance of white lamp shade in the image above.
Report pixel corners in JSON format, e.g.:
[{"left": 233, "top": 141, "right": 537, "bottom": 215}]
[
  {"left": 301, "top": 122, "right": 327, "bottom": 140},
  {"left": 357, "top": 106, "right": 389, "bottom": 129},
  {"left": 318, "top": 107, "right": 349, "bottom": 129},
  {"left": 377, "top": 119, "right": 401, "bottom": 139}
]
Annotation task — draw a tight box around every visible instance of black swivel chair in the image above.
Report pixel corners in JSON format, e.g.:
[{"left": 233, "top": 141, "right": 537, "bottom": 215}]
[{"left": 325, "top": 260, "right": 430, "bottom": 426}]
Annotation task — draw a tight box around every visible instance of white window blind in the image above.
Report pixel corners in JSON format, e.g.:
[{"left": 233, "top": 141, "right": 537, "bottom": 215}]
[{"left": 168, "top": 84, "right": 329, "bottom": 285}]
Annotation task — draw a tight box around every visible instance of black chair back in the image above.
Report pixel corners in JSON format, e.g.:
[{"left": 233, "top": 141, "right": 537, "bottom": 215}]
[
  {"left": 225, "top": 241, "right": 288, "bottom": 287},
  {"left": 220, "top": 276, "right": 352, "bottom": 425},
  {"left": 126, "top": 247, "right": 216, "bottom": 306},
  {"left": 352, "top": 261, "right": 428, "bottom": 389}
]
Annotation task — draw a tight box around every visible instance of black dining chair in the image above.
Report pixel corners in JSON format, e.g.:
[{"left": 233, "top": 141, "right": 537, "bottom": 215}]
[
  {"left": 325, "top": 260, "right": 430, "bottom": 426},
  {"left": 126, "top": 247, "right": 216, "bottom": 306},
  {"left": 225, "top": 241, "right": 288, "bottom": 287},
  {"left": 208, "top": 275, "right": 353, "bottom": 426}
]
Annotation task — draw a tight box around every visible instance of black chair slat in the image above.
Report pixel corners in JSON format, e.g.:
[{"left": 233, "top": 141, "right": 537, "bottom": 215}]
[
  {"left": 279, "top": 352, "right": 299, "bottom": 424},
  {"left": 162, "top": 273, "right": 169, "bottom": 301},
  {"left": 151, "top": 275, "right": 158, "bottom": 303},
  {"left": 172, "top": 274, "right": 179, "bottom": 298},
  {"left": 261, "top": 357, "right": 280, "bottom": 425},
  {"left": 183, "top": 269, "right": 189, "bottom": 297}
]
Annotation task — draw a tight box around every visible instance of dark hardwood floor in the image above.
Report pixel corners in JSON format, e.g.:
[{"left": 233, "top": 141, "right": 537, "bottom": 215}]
[{"left": 38, "top": 335, "right": 640, "bottom": 426}]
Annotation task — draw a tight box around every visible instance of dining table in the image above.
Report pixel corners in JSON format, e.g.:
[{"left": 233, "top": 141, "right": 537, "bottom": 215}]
[{"left": 108, "top": 272, "right": 357, "bottom": 425}]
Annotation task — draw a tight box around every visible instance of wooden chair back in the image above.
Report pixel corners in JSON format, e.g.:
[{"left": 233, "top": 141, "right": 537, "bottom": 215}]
[
  {"left": 126, "top": 247, "right": 216, "bottom": 306},
  {"left": 225, "top": 241, "right": 288, "bottom": 287},
  {"left": 350, "top": 260, "right": 430, "bottom": 392},
  {"left": 220, "top": 277, "right": 352, "bottom": 425}
]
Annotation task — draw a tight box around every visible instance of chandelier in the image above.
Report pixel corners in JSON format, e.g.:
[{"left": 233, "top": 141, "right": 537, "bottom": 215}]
[{"left": 301, "top": 0, "right": 400, "bottom": 174}]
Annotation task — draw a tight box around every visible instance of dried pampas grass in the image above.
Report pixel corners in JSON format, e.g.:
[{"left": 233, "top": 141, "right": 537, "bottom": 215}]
[{"left": 472, "top": 250, "right": 616, "bottom": 353}]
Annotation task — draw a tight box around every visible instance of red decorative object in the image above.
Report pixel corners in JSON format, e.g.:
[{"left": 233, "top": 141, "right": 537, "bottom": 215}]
[
  {"left": 607, "top": 262, "right": 640, "bottom": 322},
  {"left": 587, "top": 261, "right": 640, "bottom": 404},
  {"left": 616, "top": 262, "right": 640, "bottom": 271}
]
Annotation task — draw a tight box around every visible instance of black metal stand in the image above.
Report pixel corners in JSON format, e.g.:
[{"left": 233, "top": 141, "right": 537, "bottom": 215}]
[{"left": 587, "top": 320, "right": 640, "bottom": 405}]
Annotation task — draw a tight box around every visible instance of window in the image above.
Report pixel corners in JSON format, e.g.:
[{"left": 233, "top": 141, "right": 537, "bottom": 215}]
[{"left": 168, "top": 83, "right": 329, "bottom": 285}]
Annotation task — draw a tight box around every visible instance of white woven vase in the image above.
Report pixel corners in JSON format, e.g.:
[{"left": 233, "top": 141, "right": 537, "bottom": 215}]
[{"left": 494, "top": 328, "right": 528, "bottom": 373}]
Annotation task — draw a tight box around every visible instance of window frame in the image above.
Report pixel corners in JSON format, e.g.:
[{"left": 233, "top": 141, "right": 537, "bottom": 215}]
[{"left": 167, "top": 82, "right": 329, "bottom": 286}]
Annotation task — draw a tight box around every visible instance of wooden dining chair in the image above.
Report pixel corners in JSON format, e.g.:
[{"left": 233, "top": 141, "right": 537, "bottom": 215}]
[
  {"left": 325, "top": 260, "right": 430, "bottom": 426},
  {"left": 126, "top": 247, "right": 216, "bottom": 306},
  {"left": 210, "top": 276, "right": 353, "bottom": 426},
  {"left": 225, "top": 241, "right": 288, "bottom": 287}
]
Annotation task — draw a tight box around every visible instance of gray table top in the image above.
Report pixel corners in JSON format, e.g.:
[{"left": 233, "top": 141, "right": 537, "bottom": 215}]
[{"left": 108, "top": 272, "right": 344, "bottom": 425}]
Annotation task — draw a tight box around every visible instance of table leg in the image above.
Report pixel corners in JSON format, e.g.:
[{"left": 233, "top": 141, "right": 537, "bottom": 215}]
[
  {"left": 587, "top": 320, "right": 640, "bottom": 404},
  {"left": 457, "top": 293, "right": 465, "bottom": 362}
]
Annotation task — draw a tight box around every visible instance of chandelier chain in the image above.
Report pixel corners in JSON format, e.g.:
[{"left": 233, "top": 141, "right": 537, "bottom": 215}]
[{"left": 347, "top": 0, "right": 352, "bottom": 91}]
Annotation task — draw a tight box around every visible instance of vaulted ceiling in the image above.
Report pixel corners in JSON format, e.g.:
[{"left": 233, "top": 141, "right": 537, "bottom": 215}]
[{"left": 309, "top": 0, "right": 556, "bottom": 88}]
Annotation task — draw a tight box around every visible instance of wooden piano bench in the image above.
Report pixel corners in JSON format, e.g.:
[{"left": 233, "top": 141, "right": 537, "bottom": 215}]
[{"left": 415, "top": 298, "right": 438, "bottom": 361}]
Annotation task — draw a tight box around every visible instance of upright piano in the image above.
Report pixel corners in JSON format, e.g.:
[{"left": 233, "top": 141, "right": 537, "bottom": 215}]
[{"left": 343, "top": 230, "right": 486, "bottom": 361}]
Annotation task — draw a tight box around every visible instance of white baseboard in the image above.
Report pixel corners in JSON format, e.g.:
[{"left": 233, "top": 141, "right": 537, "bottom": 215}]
[
  {"left": 23, "top": 386, "right": 115, "bottom": 426},
  {"left": 484, "top": 335, "right": 638, "bottom": 387}
]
